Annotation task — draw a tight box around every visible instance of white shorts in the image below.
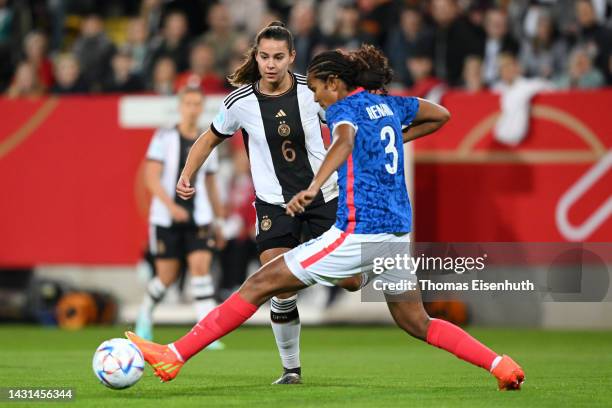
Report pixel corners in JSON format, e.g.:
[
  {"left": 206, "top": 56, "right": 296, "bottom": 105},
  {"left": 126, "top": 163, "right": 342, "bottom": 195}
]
[{"left": 284, "top": 226, "right": 416, "bottom": 294}]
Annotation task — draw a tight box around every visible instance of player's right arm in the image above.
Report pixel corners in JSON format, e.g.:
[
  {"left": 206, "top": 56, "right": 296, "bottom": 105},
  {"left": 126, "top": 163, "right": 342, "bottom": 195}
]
[
  {"left": 146, "top": 129, "right": 189, "bottom": 221},
  {"left": 176, "top": 129, "right": 224, "bottom": 200},
  {"left": 145, "top": 160, "right": 189, "bottom": 222}
]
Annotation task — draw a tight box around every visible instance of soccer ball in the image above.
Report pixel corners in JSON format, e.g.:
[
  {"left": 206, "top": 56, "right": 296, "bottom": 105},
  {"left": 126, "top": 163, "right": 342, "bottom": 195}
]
[{"left": 92, "top": 338, "right": 144, "bottom": 389}]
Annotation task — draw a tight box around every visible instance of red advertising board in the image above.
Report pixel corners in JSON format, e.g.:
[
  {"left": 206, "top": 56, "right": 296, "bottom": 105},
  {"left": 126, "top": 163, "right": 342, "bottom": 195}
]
[{"left": 0, "top": 90, "right": 610, "bottom": 266}]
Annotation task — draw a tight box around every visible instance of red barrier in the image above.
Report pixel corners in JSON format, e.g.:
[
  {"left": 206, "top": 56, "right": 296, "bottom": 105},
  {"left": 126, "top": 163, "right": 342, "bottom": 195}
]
[
  {"left": 0, "top": 90, "right": 610, "bottom": 266},
  {"left": 413, "top": 90, "right": 611, "bottom": 243},
  {"left": 0, "top": 96, "right": 151, "bottom": 266}
]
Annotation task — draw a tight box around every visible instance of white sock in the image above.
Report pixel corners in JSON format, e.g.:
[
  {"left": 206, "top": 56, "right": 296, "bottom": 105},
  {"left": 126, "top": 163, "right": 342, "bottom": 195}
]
[
  {"left": 191, "top": 275, "right": 217, "bottom": 320},
  {"left": 139, "top": 277, "right": 167, "bottom": 319},
  {"left": 490, "top": 355, "right": 502, "bottom": 372},
  {"left": 270, "top": 295, "right": 301, "bottom": 370}
]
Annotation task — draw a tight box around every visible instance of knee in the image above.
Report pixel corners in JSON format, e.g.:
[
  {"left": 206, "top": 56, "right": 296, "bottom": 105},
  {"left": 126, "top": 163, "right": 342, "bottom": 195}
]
[
  {"left": 239, "top": 270, "right": 276, "bottom": 305},
  {"left": 157, "top": 273, "right": 176, "bottom": 287},
  {"left": 189, "top": 264, "right": 207, "bottom": 277}
]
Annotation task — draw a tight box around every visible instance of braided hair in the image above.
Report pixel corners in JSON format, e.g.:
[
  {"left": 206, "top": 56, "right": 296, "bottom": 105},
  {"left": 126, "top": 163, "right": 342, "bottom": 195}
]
[{"left": 307, "top": 44, "right": 393, "bottom": 93}]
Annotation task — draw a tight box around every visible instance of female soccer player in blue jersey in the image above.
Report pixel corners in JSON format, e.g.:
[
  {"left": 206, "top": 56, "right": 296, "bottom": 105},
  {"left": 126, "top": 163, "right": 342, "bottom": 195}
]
[{"left": 127, "top": 45, "right": 525, "bottom": 391}]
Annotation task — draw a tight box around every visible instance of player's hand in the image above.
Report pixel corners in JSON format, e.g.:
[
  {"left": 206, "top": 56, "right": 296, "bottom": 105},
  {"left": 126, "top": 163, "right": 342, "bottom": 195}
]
[
  {"left": 286, "top": 188, "right": 317, "bottom": 217},
  {"left": 176, "top": 175, "right": 195, "bottom": 200},
  {"left": 170, "top": 204, "right": 190, "bottom": 222}
]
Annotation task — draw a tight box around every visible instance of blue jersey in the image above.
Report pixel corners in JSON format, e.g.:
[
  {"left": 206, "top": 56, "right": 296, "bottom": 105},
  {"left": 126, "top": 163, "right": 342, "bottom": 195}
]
[{"left": 325, "top": 89, "right": 419, "bottom": 234}]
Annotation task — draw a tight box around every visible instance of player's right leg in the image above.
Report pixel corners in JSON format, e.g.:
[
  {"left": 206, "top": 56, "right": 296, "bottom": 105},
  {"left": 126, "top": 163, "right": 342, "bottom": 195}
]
[
  {"left": 135, "top": 259, "right": 180, "bottom": 340},
  {"left": 135, "top": 258, "right": 179, "bottom": 340},
  {"left": 187, "top": 249, "right": 226, "bottom": 351},
  {"left": 127, "top": 252, "right": 308, "bottom": 382},
  {"left": 136, "top": 226, "right": 181, "bottom": 340},
  {"left": 383, "top": 288, "right": 525, "bottom": 390}
]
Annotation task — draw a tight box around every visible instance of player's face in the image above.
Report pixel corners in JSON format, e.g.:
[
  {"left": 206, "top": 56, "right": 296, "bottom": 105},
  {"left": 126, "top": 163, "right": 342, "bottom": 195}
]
[
  {"left": 306, "top": 75, "right": 339, "bottom": 109},
  {"left": 179, "top": 91, "right": 204, "bottom": 124},
  {"left": 255, "top": 38, "right": 295, "bottom": 85}
]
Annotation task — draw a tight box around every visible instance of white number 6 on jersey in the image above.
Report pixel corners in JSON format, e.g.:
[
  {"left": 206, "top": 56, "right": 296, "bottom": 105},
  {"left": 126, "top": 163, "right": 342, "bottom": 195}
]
[{"left": 380, "top": 125, "right": 398, "bottom": 174}]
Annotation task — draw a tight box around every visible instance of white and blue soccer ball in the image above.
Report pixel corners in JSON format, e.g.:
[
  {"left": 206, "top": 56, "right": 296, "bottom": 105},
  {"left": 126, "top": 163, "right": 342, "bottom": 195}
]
[{"left": 92, "top": 338, "right": 144, "bottom": 389}]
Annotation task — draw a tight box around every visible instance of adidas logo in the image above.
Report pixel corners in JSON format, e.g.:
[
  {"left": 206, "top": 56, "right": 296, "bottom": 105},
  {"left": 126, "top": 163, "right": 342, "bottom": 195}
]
[{"left": 275, "top": 109, "right": 287, "bottom": 118}]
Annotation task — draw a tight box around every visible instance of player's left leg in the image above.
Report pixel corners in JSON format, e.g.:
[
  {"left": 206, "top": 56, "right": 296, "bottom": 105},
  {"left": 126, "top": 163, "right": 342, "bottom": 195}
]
[
  {"left": 384, "top": 289, "right": 525, "bottom": 390},
  {"left": 126, "top": 253, "right": 308, "bottom": 382},
  {"left": 186, "top": 249, "right": 225, "bottom": 351}
]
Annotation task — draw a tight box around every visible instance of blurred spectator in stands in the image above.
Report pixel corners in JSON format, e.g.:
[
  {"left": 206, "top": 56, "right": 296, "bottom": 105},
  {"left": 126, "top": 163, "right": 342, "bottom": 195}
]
[
  {"left": 571, "top": 0, "right": 612, "bottom": 84},
  {"left": 221, "top": 0, "right": 267, "bottom": 36},
  {"left": 513, "top": 0, "right": 579, "bottom": 41},
  {"left": 465, "top": 1, "right": 488, "bottom": 35},
  {"left": 386, "top": 6, "right": 429, "bottom": 87},
  {"left": 147, "top": 11, "right": 190, "bottom": 77},
  {"left": 0, "top": 0, "right": 11, "bottom": 46},
  {"left": 5, "top": 61, "right": 44, "bottom": 98},
  {"left": 358, "top": 0, "right": 399, "bottom": 47},
  {"left": 493, "top": 51, "right": 554, "bottom": 93},
  {"left": 289, "top": 0, "right": 324, "bottom": 74},
  {"left": 219, "top": 34, "right": 250, "bottom": 83},
  {"left": 150, "top": 56, "right": 176, "bottom": 95},
  {"left": 73, "top": 13, "right": 116, "bottom": 92},
  {"left": 482, "top": 8, "right": 519, "bottom": 86},
  {"left": 200, "top": 3, "right": 241, "bottom": 77},
  {"left": 406, "top": 47, "right": 446, "bottom": 102},
  {"left": 519, "top": 12, "right": 568, "bottom": 79},
  {"left": 101, "top": 48, "right": 145, "bottom": 93},
  {"left": 51, "top": 54, "right": 89, "bottom": 94},
  {"left": 462, "top": 55, "right": 485, "bottom": 93},
  {"left": 224, "top": 52, "right": 246, "bottom": 90},
  {"left": 492, "top": 52, "right": 553, "bottom": 146},
  {"left": 258, "top": 9, "right": 284, "bottom": 31},
  {"left": 232, "top": 34, "right": 251, "bottom": 58},
  {"left": 0, "top": 0, "right": 12, "bottom": 91},
  {"left": 493, "top": 52, "right": 523, "bottom": 90},
  {"left": 421, "top": 0, "right": 484, "bottom": 87},
  {"left": 555, "top": 46, "right": 605, "bottom": 89},
  {"left": 326, "top": 3, "right": 374, "bottom": 52},
  {"left": 22, "top": 31, "right": 54, "bottom": 90},
  {"left": 175, "top": 42, "right": 225, "bottom": 94},
  {"left": 125, "top": 17, "right": 150, "bottom": 76},
  {"left": 0, "top": 0, "right": 11, "bottom": 42},
  {"left": 140, "top": 0, "right": 163, "bottom": 38}
]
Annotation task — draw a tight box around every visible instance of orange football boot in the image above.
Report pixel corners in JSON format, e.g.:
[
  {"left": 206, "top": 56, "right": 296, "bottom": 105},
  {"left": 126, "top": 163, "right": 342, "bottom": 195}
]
[
  {"left": 125, "top": 331, "right": 183, "bottom": 382},
  {"left": 491, "top": 355, "right": 525, "bottom": 390}
]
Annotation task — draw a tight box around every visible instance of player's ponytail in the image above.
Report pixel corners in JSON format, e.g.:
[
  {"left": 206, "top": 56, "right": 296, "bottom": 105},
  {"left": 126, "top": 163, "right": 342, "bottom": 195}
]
[
  {"left": 307, "top": 44, "right": 393, "bottom": 93},
  {"left": 350, "top": 44, "right": 393, "bottom": 92},
  {"left": 227, "top": 21, "right": 295, "bottom": 87}
]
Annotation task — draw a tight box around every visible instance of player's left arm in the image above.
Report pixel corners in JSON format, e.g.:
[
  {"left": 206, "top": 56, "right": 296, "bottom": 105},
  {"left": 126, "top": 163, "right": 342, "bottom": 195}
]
[
  {"left": 402, "top": 98, "right": 450, "bottom": 143},
  {"left": 286, "top": 123, "right": 355, "bottom": 216}
]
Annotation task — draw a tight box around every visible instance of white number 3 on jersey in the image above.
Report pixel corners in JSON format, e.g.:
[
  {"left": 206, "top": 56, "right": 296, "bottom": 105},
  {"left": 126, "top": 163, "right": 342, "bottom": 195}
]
[{"left": 380, "top": 126, "right": 398, "bottom": 174}]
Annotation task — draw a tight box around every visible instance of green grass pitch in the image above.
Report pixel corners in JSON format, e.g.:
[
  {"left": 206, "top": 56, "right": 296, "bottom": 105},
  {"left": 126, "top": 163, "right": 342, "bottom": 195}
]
[{"left": 1, "top": 325, "right": 611, "bottom": 407}]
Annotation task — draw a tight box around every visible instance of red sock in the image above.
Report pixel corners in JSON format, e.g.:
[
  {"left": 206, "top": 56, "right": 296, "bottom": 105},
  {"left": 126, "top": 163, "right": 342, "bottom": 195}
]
[
  {"left": 426, "top": 318, "right": 498, "bottom": 371},
  {"left": 173, "top": 292, "right": 258, "bottom": 361}
]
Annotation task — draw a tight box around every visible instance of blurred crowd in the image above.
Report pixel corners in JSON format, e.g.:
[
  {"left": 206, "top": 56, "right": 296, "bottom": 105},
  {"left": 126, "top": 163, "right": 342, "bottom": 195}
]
[{"left": 1, "top": 0, "right": 611, "bottom": 99}]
